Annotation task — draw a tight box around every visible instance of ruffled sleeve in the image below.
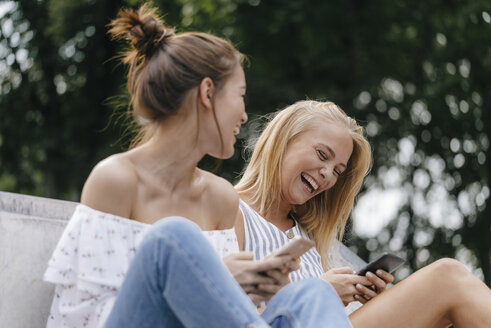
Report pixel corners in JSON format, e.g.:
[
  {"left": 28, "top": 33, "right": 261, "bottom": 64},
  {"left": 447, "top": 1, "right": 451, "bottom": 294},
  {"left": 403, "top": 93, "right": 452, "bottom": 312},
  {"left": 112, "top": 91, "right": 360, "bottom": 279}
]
[
  {"left": 201, "top": 228, "right": 239, "bottom": 258},
  {"left": 43, "top": 205, "right": 150, "bottom": 328}
]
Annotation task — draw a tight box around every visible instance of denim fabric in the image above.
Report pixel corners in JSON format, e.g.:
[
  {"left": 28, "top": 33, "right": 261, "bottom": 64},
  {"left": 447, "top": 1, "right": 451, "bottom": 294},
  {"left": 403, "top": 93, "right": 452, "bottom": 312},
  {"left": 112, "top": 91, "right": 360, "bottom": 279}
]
[
  {"left": 263, "top": 279, "right": 352, "bottom": 328},
  {"left": 105, "top": 217, "right": 351, "bottom": 328}
]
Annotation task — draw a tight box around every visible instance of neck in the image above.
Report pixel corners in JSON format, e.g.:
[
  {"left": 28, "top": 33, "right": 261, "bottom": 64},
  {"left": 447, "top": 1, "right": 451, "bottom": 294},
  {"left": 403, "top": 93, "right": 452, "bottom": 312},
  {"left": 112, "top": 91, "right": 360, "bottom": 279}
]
[
  {"left": 268, "top": 200, "right": 296, "bottom": 231},
  {"left": 241, "top": 191, "right": 295, "bottom": 231},
  {"left": 130, "top": 113, "right": 205, "bottom": 192}
]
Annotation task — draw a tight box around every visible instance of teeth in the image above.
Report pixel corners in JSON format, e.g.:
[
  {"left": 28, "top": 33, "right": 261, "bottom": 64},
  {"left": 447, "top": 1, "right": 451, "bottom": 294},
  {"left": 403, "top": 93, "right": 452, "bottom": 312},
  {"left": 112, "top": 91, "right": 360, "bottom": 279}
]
[
  {"left": 301, "top": 173, "right": 319, "bottom": 192},
  {"left": 233, "top": 128, "right": 240, "bottom": 135}
]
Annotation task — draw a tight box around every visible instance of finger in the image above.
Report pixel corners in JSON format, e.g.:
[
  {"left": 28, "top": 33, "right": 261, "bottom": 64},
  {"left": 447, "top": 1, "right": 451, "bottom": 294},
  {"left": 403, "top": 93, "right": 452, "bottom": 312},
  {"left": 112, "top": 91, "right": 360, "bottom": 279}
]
[
  {"left": 264, "top": 268, "right": 286, "bottom": 280},
  {"left": 338, "top": 284, "right": 359, "bottom": 304},
  {"left": 227, "top": 252, "right": 254, "bottom": 261},
  {"left": 342, "top": 293, "right": 357, "bottom": 306},
  {"left": 347, "top": 274, "right": 371, "bottom": 286},
  {"left": 355, "top": 283, "right": 377, "bottom": 299},
  {"left": 242, "top": 284, "right": 257, "bottom": 293},
  {"left": 361, "top": 293, "right": 372, "bottom": 303},
  {"left": 354, "top": 294, "right": 368, "bottom": 304},
  {"left": 243, "top": 273, "right": 277, "bottom": 286},
  {"left": 330, "top": 267, "right": 355, "bottom": 274},
  {"left": 254, "top": 255, "right": 292, "bottom": 272},
  {"left": 248, "top": 293, "right": 267, "bottom": 307},
  {"left": 257, "top": 283, "right": 282, "bottom": 295},
  {"left": 281, "top": 262, "right": 298, "bottom": 274},
  {"left": 285, "top": 259, "right": 300, "bottom": 272},
  {"left": 265, "top": 269, "right": 290, "bottom": 286},
  {"left": 376, "top": 270, "right": 395, "bottom": 284},
  {"left": 365, "top": 272, "right": 387, "bottom": 292}
]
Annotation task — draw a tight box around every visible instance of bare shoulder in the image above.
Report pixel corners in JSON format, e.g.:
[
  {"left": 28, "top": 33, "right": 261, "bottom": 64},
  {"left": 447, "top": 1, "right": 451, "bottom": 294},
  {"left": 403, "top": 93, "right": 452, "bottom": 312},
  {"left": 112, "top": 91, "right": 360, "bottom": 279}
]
[
  {"left": 200, "top": 170, "right": 239, "bottom": 229},
  {"left": 81, "top": 153, "right": 137, "bottom": 218}
]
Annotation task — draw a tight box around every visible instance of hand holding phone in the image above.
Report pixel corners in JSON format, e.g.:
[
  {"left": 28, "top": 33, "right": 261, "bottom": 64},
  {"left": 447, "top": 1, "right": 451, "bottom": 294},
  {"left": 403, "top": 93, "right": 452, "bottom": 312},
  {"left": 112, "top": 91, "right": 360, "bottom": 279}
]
[
  {"left": 271, "top": 236, "right": 315, "bottom": 259},
  {"left": 357, "top": 252, "right": 405, "bottom": 276}
]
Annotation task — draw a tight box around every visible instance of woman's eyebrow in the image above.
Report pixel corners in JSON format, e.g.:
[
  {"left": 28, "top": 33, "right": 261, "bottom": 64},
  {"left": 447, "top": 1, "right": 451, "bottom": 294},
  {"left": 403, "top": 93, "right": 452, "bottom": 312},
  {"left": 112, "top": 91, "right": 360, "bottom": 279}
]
[{"left": 320, "top": 143, "right": 336, "bottom": 158}]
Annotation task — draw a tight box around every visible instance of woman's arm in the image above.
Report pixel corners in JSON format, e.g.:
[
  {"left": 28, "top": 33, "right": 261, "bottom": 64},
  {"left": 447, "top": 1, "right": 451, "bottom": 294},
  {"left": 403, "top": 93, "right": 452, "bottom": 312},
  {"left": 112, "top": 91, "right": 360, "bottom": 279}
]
[{"left": 234, "top": 208, "right": 245, "bottom": 251}]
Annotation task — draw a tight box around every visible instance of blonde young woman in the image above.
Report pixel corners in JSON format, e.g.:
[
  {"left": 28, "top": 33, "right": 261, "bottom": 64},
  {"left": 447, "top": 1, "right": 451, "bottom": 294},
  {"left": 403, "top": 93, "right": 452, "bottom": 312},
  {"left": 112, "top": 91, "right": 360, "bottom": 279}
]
[
  {"left": 235, "top": 100, "right": 491, "bottom": 328},
  {"left": 43, "top": 6, "right": 353, "bottom": 328}
]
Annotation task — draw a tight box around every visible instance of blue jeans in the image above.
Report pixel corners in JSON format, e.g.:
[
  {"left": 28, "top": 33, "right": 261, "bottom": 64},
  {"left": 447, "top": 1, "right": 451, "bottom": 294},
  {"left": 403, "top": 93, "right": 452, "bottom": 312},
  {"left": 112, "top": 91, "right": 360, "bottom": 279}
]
[{"left": 105, "top": 217, "right": 351, "bottom": 328}]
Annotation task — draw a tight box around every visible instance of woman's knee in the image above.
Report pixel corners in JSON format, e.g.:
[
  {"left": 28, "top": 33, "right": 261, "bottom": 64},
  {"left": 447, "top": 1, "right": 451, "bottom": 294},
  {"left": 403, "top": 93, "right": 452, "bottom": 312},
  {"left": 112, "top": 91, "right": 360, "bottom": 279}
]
[
  {"left": 146, "top": 216, "right": 201, "bottom": 243},
  {"left": 424, "top": 258, "right": 470, "bottom": 287},
  {"left": 153, "top": 216, "right": 200, "bottom": 234},
  {"left": 135, "top": 217, "right": 203, "bottom": 266},
  {"left": 429, "top": 258, "right": 468, "bottom": 276}
]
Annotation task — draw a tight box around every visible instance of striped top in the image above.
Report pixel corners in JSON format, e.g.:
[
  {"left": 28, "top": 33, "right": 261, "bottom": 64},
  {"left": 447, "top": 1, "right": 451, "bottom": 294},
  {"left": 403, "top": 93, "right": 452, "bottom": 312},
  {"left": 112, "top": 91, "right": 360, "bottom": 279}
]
[{"left": 240, "top": 199, "right": 325, "bottom": 282}]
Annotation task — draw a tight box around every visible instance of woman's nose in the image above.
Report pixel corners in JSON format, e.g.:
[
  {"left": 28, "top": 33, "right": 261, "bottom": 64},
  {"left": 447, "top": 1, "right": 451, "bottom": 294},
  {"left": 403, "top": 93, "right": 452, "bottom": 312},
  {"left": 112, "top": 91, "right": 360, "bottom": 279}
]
[
  {"left": 241, "top": 112, "right": 248, "bottom": 124},
  {"left": 319, "top": 165, "right": 333, "bottom": 181}
]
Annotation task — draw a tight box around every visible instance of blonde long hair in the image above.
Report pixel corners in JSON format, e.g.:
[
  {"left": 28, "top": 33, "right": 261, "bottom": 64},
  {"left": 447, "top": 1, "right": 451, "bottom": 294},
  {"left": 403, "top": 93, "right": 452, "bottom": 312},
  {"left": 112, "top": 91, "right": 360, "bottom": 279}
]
[{"left": 236, "top": 100, "right": 372, "bottom": 270}]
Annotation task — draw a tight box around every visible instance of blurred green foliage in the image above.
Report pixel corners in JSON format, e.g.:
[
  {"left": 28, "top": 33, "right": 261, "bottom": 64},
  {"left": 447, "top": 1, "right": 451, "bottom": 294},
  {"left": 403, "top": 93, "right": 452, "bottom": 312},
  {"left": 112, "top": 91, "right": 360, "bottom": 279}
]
[{"left": 0, "top": 0, "right": 489, "bottom": 284}]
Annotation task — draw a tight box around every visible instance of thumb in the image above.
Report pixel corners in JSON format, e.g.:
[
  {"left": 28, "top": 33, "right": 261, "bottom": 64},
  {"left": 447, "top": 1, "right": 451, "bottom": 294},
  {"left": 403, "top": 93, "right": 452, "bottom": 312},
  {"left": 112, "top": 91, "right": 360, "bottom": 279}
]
[
  {"left": 330, "top": 267, "right": 355, "bottom": 274},
  {"left": 226, "top": 251, "right": 254, "bottom": 261}
]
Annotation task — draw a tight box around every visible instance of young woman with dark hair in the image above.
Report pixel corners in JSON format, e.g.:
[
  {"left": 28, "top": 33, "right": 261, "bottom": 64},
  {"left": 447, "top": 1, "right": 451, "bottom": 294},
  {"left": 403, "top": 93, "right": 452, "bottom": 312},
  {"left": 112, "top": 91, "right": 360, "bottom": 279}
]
[{"left": 44, "top": 6, "right": 351, "bottom": 328}]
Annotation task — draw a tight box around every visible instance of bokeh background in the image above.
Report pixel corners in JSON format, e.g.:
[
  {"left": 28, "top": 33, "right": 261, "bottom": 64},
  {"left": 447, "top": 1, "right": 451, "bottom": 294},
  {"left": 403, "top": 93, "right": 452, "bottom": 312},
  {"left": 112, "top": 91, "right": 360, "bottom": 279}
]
[{"left": 1, "top": 0, "right": 490, "bottom": 285}]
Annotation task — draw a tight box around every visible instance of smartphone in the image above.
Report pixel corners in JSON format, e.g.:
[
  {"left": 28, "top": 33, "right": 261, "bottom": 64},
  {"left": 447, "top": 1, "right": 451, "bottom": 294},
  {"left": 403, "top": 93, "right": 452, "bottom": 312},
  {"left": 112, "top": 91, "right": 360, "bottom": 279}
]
[
  {"left": 357, "top": 252, "right": 405, "bottom": 276},
  {"left": 272, "top": 236, "right": 315, "bottom": 259}
]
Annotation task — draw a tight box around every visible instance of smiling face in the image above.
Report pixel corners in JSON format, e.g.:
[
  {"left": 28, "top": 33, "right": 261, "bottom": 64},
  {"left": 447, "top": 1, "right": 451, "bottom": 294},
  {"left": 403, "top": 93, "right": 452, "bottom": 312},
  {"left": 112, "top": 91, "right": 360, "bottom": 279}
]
[
  {"left": 280, "top": 120, "right": 354, "bottom": 207},
  {"left": 211, "top": 64, "right": 248, "bottom": 159}
]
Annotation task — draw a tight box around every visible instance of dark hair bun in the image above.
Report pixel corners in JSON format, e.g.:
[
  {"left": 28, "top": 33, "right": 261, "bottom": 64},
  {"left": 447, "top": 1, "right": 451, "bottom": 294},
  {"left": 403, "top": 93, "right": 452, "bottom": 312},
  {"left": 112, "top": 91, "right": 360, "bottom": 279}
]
[
  {"left": 109, "top": 4, "right": 174, "bottom": 56},
  {"left": 108, "top": 3, "right": 242, "bottom": 139}
]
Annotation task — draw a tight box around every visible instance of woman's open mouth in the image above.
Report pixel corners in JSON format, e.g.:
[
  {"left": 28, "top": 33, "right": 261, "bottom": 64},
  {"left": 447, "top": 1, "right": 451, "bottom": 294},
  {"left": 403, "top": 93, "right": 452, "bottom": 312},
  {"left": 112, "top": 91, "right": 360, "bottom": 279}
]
[{"left": 300, "top": 173, "right": 319, "bottom": 194}]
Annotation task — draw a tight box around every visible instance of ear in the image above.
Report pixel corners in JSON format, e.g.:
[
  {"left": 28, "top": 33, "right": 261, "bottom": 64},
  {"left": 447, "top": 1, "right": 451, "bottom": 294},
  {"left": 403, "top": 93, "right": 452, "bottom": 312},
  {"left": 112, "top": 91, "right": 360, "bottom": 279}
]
[{"left": 198, "top": 77, "right": 215, "bottom": 111}]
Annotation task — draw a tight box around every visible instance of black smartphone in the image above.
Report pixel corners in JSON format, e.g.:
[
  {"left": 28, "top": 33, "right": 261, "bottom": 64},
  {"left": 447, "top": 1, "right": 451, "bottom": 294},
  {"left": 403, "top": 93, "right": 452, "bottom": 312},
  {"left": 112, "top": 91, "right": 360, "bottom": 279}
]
[{"left": 357, "top": 252, "right": 405, "bottom": 276}]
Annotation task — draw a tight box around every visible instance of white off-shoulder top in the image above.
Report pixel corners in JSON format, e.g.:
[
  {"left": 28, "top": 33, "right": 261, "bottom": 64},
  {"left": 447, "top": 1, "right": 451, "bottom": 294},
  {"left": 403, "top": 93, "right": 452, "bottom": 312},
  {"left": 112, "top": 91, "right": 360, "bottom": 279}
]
[{"left": 43, "top": 204, "right": 239, "bottom": 328}]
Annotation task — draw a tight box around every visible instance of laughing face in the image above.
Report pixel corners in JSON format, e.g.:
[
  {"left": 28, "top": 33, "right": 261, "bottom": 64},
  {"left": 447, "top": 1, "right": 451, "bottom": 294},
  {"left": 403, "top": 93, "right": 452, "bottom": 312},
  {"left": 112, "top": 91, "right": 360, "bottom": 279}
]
[
  {"left": 212, "top": 64, "right": 248, "bottom": 159},
  {"left": 280, "top": 120, "right": 354, "bottom": 207}
]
